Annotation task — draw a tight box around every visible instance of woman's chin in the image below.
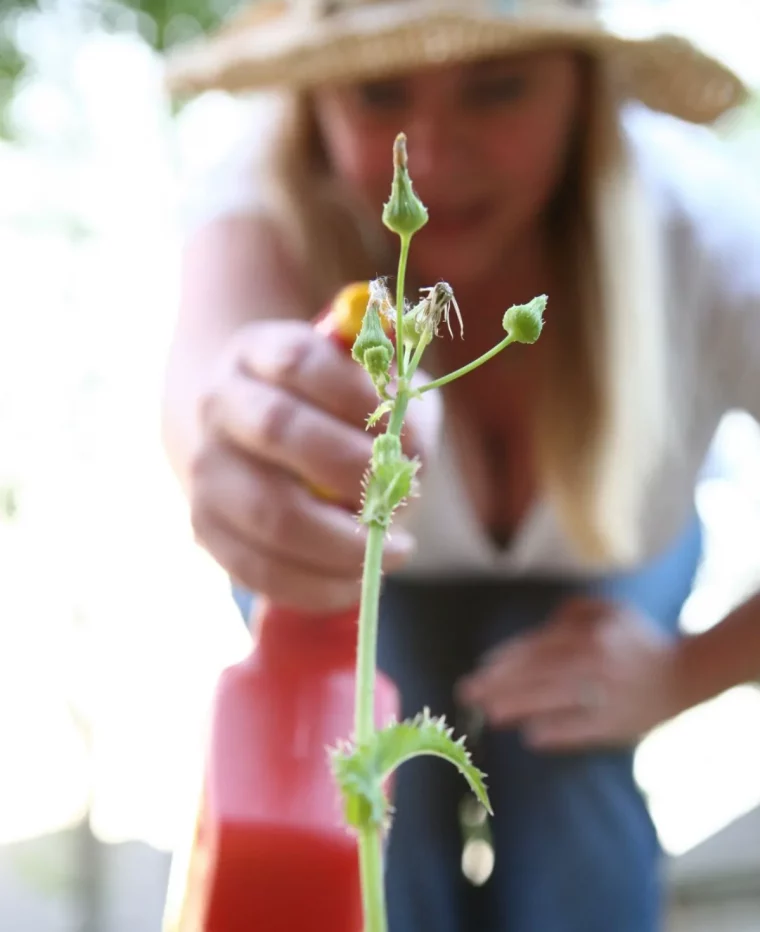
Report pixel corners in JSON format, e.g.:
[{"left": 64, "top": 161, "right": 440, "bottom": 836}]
[{"left": 411, "top": 239, "right": 503, "bottom": 292}]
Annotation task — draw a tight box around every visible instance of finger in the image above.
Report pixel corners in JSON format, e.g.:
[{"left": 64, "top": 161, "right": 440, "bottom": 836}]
[
  {"left": 457, "top": 640, "right": 590, "bottom": 704},
  {"left": 237, "top": 320, "right": 379, "bottom": 429},
  {"left": 239, "top": 320, "right": 432, "bottom": 464},
  {"left": 237, "top": 320, "right": 434, "bottom": 468},
  {"left": 193, "top": 442, "right": 415, "bottom": 576},
  {"left": 469, "top": 627, "right": 582, "bottom": 691},
  {"left": 478, "top": 599, "right": 610, "bottom": 672},
  {"left": 476, "top": 595, "right": 618, "bottom": 672},
  {"left": 192, "top": 509, "right": 362, "bottom": 612},
  {"left": 550, "top": 595, "right": 616, "bottom": 628},
  {"left": 206, "top": 372, "right": 374, "bottom": 507},
  {"left": 523, "top": 711, "right": 610, "bottom": 751},
  {"left": 484, "top": 677, "right": 589, "bottom": 727}
]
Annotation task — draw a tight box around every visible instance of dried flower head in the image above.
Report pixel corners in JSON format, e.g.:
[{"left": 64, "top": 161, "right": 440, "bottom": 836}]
[
  {"left": 404, "top": 281, "right": 464, "bottom": 346},
  {"left": 368, "top": 277, "right": 396, "bottom": 328}
]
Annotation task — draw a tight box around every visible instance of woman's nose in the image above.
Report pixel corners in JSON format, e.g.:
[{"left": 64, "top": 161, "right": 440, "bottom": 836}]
[{"left": 403, "top": 112, "right": 473, "bottom": 194}]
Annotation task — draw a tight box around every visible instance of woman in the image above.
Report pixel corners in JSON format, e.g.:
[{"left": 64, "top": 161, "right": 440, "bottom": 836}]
[{"left": 161, "top": 2, "right": 760, "bottom": 930}]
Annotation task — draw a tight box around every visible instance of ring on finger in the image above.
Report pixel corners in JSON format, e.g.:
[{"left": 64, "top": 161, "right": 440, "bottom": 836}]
[{"left": 577, "top": 679, "right": 606, "bottom": 713}]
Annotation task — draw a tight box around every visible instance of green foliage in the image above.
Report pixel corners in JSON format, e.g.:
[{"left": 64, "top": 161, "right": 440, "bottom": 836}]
[{"left": 0, "top": 0, "right": 242, "bottom": 134}]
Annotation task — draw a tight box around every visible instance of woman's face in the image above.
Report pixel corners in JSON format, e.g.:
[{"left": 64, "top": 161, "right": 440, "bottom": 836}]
[{"left": 313, "top": 51, "right": 584, "bottom": 288}]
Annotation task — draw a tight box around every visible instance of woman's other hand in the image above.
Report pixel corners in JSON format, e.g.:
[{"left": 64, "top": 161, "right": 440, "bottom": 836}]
[{"left": 457, "top": 597, "right": 686, "bottom": 750}]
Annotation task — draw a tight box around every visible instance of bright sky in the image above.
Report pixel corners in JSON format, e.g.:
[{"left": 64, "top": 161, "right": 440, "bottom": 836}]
[
  {"left": 602, "top": 0, "right": 760, "bottom": 85},
  {"left": 1, "top": 0, "right": 760, "bottom": 880}
]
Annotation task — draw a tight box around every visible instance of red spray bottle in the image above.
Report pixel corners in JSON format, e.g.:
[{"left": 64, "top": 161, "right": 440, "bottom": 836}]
[{"left": 171, "top": 282, "right": 400, "bottom": 932}]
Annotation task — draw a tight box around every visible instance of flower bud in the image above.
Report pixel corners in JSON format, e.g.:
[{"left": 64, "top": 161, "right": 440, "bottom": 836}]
[
  {"left": 352, "top": 299, "right": 395, "bottom": 392},
  {"left": 382, "top": 133, "right": 429, "bottom": 239},
  {"left": 363, "top": 346, "right": 393, "bottom": 392},
  {"left": 502, "top": 295, "right": 547, "bottom": 344}
]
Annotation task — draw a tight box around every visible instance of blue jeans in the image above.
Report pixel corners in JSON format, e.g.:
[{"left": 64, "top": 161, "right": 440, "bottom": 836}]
[{"left": 231, "top": 517, "right": 702, "bottom": 932}]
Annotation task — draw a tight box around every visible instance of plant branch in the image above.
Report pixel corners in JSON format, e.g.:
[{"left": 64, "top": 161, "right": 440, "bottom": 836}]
[
  {"left": 395, "top": 234, "right": 410, "bottom": 376},
  {"left": 416, "top": 334, "right": 516, "bottom": 394},
  {"left": 405, "top": 333, "right": 431, "bottom": 381}
]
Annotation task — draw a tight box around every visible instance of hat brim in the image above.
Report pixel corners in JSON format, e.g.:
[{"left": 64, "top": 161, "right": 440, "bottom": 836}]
[{"left": 164, "top": 6, "right": 747, "bottom": 125}]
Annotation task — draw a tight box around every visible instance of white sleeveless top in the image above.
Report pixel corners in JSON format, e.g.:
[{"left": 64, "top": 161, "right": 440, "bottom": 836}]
[{"left": 177, "top": 98, "right": 760, "bottom": 579}]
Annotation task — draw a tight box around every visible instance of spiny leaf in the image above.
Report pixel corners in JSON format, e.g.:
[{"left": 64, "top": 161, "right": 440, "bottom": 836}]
[
  {"left": 329, "top": 741, "right": 389, "bottom": 830},
  {"left": 373, "top": 709, "right": 492, "bottom": 814},
  {"left": 330, "top": 711, "right": 492, "bottom": 832},
  {"left": 360, "top": 456, "right": 419, "bottom": 527},
  {"left": 359, "top": 435, "right": 421, "bottom": 526},
  {"left": 366, "top": 400, "right": 394, "bottom": 428}
]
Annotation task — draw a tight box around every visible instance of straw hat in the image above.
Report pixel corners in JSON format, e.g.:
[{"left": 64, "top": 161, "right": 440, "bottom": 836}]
[{"left": 164, "top": 0, "right": 747, "bottom": 125}]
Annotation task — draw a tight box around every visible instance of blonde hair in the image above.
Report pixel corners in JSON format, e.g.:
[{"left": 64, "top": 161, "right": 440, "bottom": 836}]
[{"left": 256, "top": 59, "right": 671, "bottom": 567}]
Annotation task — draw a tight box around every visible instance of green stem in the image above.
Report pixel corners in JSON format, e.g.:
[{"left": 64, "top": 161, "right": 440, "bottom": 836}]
[
  {"left": 395, "top": 234, "right": 410, "bottom": 377},
  {"left": 416, "top": 334, "right": 516, "bottom": 394},
  {"left": 355, "top": 521, "right": 386, "bottom": 743},
  {"left": 403, "top": 341, "right": 413, "bottom": 374},
  {"left": 387, "top": 387, "right": 409, "bottom": 438},
  {"left": 405, "top": 333, "right": 431, "bottom": 381},
  {"left": 353, "top": 227, "right": 415, "bottom": 932},
  {"left": 353, "top": 382, "right": 412, "bottom": 932},
  {"left": 354, "top": 488, "right": 394, "bottom": 932},
  {"left": 358, "top": 827, "right": 387, "bottom": 932},
  {"left": 353, "top": 380, "right": 410, "bottom": 743}
]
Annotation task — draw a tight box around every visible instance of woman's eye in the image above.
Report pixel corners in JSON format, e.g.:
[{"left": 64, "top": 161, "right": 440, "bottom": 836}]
[
  {"left": 466, "top": 74, "right": 528, "bottom": 106},
  {"left": 356, "top": 79, "right": 409, "bottom": 111}
]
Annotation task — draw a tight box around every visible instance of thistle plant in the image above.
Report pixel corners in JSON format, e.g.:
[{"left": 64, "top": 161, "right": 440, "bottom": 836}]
[{"left": 329, "top": 133, "right": 546, "bottom": 932}]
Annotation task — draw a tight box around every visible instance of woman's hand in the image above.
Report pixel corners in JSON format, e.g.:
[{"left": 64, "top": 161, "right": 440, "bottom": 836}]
[
  {"left": 189, "top": 317, "right": 439, "bottom": 612},
  {"left": 457, "top": 597, "right": 685, "bottom": 751}
]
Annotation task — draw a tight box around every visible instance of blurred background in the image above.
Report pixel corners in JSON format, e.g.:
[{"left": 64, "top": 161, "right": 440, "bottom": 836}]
[{"left": 0, "top": 0, "right": 760, "bottom": 929}]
